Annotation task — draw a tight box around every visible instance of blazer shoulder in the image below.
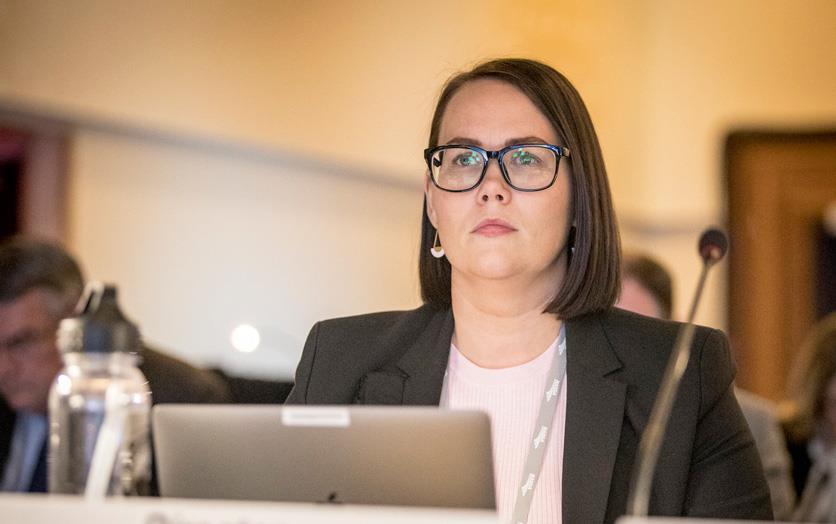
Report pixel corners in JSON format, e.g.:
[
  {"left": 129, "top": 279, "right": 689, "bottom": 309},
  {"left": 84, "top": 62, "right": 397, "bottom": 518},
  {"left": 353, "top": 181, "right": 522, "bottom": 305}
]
[
  {"left": 315, "top": 303, "right": 445, "bottom": 351},
  {"left": 288, "top": 303, "right": 450, "bottom": 404},
  {"left": 588, "top": 308, "right": 734, "bottom": 414},
  {"left": 599, "top": 308, "right": 726, "bottom": 367}
]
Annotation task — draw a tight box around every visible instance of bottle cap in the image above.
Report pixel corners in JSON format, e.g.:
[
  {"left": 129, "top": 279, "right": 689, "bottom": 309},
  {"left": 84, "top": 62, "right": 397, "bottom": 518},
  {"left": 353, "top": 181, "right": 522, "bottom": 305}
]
[{"left": 57, "top": 283, "right": 141, "bottom": 355}]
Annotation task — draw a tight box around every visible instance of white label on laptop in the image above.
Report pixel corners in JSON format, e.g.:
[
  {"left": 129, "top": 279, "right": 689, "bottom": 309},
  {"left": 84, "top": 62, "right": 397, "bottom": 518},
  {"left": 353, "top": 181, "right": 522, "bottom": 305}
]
[{"left": 281, "top": 407, "right": 351, "bottom": 427}]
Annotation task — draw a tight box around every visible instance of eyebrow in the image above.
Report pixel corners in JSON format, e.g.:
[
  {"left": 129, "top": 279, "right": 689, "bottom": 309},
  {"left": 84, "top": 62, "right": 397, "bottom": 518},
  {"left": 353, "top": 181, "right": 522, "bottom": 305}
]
[{"left": 443, "top": 136, "right": 551, "bottom": 148}]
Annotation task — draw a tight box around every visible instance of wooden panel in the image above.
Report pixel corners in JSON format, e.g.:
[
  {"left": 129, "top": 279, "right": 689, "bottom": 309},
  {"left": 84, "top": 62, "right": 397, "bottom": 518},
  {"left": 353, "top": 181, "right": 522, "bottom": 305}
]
[{"left": 726, "top": 132, "right": 836, "bottom": 402}]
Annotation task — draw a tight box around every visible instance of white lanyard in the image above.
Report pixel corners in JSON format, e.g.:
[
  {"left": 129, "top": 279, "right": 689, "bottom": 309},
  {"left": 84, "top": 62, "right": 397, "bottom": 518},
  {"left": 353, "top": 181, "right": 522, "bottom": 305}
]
[{"left": 440, "top": 326, "right": 567, "bottom": 524}]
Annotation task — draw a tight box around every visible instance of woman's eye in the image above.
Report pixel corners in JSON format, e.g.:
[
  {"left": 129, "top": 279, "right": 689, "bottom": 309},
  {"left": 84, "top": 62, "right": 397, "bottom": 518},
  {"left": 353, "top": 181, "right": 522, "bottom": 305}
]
[
  {"left": 511, "top": 149, "right": 541, "bottom": 166},
  {"left": 453, "top": 151, "right": 481, "bottom": 167}
]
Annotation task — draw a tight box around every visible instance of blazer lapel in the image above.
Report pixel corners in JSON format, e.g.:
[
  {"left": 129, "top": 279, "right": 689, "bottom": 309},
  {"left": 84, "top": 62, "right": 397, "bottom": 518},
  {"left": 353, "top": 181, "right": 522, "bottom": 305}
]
[
  {"left": 397, "top": 308, "right": 454, "bottom": 405},
  {"left": 357, "top": 307, "right": 454, "bottom": 406},
  {"left": 563, "top": 313, "right": 627, "bottom": 524}
]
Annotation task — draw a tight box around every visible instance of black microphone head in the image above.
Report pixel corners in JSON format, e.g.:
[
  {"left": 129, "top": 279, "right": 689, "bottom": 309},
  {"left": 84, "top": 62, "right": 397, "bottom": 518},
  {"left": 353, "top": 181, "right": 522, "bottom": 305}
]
[{"left": 698, "top": 228, "right": 728, "bottom": 263}]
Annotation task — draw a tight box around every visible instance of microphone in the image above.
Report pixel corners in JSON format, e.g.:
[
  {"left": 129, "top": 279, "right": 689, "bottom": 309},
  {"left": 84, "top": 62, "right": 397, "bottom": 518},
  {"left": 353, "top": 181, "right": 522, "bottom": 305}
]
[
  {"left": 698, "top": 228, "right": 728, "bottom": 265},
  {"left": 625, "top": 227, "right": 729, "bottom": 517}
]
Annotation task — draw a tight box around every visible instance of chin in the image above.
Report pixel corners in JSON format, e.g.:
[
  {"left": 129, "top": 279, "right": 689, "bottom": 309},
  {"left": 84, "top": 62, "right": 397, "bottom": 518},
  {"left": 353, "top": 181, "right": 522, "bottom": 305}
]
[
  {"left": 469, "top": 258, "right": 525, "bottom": 280},
  {"left": 452, "top": 248, "right": 560, "bottom": 281}
]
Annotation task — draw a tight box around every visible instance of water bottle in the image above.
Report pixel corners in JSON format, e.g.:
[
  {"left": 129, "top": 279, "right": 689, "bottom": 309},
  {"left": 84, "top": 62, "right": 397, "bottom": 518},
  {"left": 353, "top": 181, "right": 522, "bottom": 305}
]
[{"left": 48, "top": 283, "right": 152, "bottom": 496}]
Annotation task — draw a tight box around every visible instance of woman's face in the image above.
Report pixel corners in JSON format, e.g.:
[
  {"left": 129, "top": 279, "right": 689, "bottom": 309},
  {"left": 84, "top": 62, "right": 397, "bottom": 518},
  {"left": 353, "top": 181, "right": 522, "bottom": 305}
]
[{"left": 426, "top": 79, "right": 573, "bottom": 287}]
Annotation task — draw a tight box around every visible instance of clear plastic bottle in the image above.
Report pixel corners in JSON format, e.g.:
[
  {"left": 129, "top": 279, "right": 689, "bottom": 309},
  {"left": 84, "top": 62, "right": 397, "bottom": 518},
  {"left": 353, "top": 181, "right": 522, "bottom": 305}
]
[{"left": 48, "top": 284, "right": 152, "bottom": 496}]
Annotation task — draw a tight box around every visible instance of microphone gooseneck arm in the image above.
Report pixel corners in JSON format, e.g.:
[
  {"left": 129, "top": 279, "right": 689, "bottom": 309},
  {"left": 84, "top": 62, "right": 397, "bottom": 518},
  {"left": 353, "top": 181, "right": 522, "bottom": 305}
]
[{"left": 625, "top": 228, "right": 727, "bottom": 517}]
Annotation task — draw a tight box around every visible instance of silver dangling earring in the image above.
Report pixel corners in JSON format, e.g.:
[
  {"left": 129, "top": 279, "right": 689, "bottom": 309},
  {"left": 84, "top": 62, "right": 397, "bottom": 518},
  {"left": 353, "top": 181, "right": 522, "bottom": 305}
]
[{"left": 430, "top": 231, "right": 445, "bottom": 258}]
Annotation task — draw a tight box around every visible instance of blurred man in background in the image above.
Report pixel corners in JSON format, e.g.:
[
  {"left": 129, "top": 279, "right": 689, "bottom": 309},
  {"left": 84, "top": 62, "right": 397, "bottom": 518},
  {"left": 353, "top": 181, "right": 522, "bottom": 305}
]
[
  {"left": 0, "top": 236, "right": 231, "bottom": 492},
  {"left": 616, "top": 251, "right": 795, "bottom": 520},
  {"left": 617, "top": 253, "right": 673, "bottom": 320}
]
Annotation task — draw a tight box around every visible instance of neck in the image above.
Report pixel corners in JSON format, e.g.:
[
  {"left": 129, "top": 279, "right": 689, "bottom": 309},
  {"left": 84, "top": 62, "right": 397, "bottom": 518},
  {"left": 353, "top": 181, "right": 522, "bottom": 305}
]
[{"left": 450, "top": 267, "right": 563, "bottom": 369}]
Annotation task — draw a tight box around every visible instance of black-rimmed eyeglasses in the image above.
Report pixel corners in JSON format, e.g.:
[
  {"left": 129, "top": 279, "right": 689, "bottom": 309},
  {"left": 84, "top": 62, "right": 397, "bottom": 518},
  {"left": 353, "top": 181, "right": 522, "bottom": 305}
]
[{"left": 423, "top": 143, "right": 571, "bottom": 192}]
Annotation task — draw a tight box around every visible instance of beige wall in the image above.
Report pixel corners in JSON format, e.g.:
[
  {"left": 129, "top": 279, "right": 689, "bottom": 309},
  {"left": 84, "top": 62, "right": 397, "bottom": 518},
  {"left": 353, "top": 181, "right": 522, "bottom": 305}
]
[
  {"left": 626, "top": 0, "right": 836, "bottom": 321},
  {"left": 2, "top": 0, "right": 835, "bottom": 372},
  {"left": 66, "top": 129, "right": 422, "bottom": 375},
  {"left": 0, "top": 0, "right": 650, "bottom": 195}
]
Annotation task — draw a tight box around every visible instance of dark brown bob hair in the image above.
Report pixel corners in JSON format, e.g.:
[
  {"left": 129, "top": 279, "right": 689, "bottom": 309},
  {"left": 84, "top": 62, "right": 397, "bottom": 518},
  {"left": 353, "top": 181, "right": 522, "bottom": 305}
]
[{"left": 418, "top": 58, "right": 621, "bottom": 319}]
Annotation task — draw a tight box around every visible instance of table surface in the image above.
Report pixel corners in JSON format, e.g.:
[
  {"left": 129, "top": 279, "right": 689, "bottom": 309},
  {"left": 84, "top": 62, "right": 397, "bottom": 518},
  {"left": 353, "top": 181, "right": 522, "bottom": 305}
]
[{"left": 0, "top": 493, "right": 499, "bottom": 524}]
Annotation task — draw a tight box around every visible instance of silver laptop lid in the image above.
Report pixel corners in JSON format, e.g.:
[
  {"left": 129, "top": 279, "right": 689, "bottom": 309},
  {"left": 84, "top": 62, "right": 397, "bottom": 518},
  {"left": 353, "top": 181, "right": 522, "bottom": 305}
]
[{"left": 153, "top": 405, "right": 495, "bottom": 510}]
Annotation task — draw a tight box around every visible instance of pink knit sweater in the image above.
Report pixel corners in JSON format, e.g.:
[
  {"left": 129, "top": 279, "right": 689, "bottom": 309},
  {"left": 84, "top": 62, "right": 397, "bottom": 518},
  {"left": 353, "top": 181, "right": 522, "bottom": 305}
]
[{"left": 442, "top": 337, "right": 566, "bottom": 524}]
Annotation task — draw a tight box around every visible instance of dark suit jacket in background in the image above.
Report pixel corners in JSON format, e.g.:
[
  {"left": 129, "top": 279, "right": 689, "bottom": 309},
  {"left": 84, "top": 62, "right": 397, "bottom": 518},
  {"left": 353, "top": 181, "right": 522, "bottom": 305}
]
[
  {"left": 137, "top": 346, "right": 232, "bottom": 405},
  {"left": 0, "top": 346, "right": 232, "bottom": 492},
  {"left": 286, "top": 304, "right": 773, "bottom": 523},
  {"left": 786, "top": 437, "right": 812, "bottom": 501}
]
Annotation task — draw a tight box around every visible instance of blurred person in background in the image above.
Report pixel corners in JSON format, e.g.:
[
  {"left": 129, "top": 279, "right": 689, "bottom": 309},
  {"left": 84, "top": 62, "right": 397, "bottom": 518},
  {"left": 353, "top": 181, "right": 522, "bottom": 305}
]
[
  {"left": 0, "top": 236, "right": 231, "bottom": 493},
  {"left": 617, "top": 251, "right": 795, "bottom": 520},
  {"left": 616, "top": 253, "right": 673, "bottom": 320},
  {"left": 782, "top": 312, "right": 836, "bottom": 522}
]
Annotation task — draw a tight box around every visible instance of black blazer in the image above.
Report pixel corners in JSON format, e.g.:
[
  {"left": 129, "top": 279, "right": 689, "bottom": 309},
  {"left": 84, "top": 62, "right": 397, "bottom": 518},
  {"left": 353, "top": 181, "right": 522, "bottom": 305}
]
[{"left": 287, "top": 304, "right": 772, "bottom": 523}]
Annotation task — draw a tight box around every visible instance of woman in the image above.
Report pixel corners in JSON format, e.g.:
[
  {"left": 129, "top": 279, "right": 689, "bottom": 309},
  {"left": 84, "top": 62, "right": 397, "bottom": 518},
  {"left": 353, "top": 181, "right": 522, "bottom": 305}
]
[
  {"left": 286, "top": 59, "right": 771, "bottom": 523},
  {"left": 783, "top": 312, "right": 836, "bottom": 522}
]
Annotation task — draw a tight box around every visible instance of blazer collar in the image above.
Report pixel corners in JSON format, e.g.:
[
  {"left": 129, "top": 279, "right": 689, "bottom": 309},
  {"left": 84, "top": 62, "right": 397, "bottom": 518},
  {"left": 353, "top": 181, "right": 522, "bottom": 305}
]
[
  {"left": 395, "top": 307, "right": 455, "bottom": 405},
  {"left": 357, "top": 306, "right": 454, "bottom": 406},
  {"left": 562, "top": 312, "right": 627, "bottom": 524}
]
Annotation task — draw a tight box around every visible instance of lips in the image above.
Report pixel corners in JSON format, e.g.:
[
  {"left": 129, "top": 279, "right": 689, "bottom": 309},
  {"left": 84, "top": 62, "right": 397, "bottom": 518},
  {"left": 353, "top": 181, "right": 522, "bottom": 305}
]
[{"left": 471, "top": 218, "right": 517, "bottom": 237}]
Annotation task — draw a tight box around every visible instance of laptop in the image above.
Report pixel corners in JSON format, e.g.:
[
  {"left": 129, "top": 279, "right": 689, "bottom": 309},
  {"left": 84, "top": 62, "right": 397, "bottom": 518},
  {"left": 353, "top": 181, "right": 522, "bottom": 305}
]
[{"left": 153, "top": 404, "right": 496, "bottom": 509}]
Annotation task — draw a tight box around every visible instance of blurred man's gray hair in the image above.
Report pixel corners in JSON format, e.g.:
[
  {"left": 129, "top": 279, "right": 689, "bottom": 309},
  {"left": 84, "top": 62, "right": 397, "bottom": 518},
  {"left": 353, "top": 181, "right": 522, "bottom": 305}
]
[{"left": 0, "top": 236, "right": 84, "bottom": 317}]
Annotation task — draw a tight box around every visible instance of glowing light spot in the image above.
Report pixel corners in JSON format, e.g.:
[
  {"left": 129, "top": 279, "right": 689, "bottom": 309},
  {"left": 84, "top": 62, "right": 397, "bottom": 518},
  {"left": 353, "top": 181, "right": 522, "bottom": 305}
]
[
  {"left": 55, "top": 374, "right": 72, "bottom": 396},
  {"left": 230, "top": 324, "right": 260, "bottom": 353}
]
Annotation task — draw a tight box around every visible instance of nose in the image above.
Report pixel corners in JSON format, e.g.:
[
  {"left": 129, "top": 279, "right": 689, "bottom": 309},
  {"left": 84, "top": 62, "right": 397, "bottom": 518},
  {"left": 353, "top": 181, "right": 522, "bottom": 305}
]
[{"left": 476, "top": 159, "right": 511, "bottom": 203}]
